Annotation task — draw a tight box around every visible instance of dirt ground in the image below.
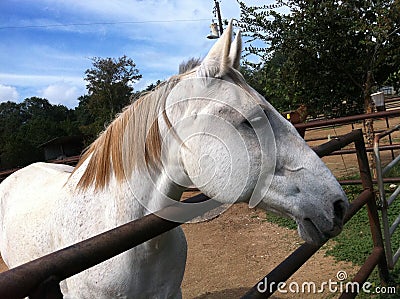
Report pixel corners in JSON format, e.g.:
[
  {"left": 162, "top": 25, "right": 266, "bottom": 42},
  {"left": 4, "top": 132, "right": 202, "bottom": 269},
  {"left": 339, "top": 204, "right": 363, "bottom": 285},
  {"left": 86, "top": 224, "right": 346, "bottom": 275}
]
[
  {"left": 1, "top": 117, "right": 399, "bottom": 298},
  {"left": 181, "top": 199, "right": 357, "bottom": 299}
]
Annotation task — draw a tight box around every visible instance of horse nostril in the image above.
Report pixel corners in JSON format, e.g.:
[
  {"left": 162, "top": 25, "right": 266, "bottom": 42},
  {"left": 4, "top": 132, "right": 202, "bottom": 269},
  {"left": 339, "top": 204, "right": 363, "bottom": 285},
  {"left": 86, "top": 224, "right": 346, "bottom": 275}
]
[{"left": 333, "top": 200, "right": 346, "bottom": 222}]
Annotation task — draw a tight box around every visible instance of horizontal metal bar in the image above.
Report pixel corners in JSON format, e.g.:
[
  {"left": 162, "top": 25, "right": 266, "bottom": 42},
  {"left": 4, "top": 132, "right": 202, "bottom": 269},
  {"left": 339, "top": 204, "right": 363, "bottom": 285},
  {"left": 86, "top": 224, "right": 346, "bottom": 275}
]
[
  {"left": 384, "top": 97, "right": 400, "bottom": 104},
  {"left": 339, "top": 178, "right": 400, "bottom": 185},
  {"left": 312, "top": 130, "right": 363, "bottom": 158},
  {"left": 376, "top": 124, "right": 400, "bottom": 141},
  {"left": 305, "top": 129, "right": 390, "bottom": 143},
  {"left": 329, "top": 143, "right": 400, "bottom": 156},
  {"left": 295, "top": 109, "right": 400, "bottom": 130},
  {"left": 382, "top": 154, "right": 400, "bottom": 176},
  {"left": 339, "top": 179, "right": 368, "bottom": 185},
  {"left": 0, "top": 193, "right": 218, "bottom": 299}
]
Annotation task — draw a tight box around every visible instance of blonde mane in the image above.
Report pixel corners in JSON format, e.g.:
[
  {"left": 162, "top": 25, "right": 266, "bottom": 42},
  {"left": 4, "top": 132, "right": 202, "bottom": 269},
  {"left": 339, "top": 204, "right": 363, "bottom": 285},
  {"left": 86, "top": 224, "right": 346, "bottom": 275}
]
[
  {"left": 72, "top": 62, "right": 249, "bottom": 191},
  {"left": 73, "top": 75, "right": 184, "bottom": 190}
]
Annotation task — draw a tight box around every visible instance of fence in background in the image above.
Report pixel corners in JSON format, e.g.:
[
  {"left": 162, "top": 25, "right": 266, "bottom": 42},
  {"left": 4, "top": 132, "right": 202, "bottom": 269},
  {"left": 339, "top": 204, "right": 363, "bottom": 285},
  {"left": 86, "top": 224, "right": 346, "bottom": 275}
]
[
  {"left": 375, "top": 125, "right": 400, "bottom": 270},
  {"left": 295, "top": 108, "right": 400, "bottom": 185}
]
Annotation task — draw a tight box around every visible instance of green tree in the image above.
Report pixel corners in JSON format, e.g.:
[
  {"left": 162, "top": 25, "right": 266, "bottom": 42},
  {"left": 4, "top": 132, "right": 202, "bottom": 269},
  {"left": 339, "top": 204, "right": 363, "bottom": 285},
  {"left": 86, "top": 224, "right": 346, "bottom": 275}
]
[
  {"left": 81, "top": 55, "right": 142, "bottom": 137},
  {"left": 0, "top": 97, "right": 79, "bottom": 169},
  {"left": 0, "top": 101, "right": 27, "bottom": 169},
  {"left": 240, "top": 51, "right": 292, "bottom": 112},
  {"left": 237, "top": 0, "right": 400, "bottom": 117}
]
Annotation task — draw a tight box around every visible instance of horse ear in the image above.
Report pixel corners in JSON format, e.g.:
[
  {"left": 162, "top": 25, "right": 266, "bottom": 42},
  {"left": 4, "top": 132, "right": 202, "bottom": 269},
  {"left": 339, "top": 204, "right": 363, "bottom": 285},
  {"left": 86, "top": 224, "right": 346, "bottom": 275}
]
[
  {"left": 200, "top": 20, "right": 234, "bottom": 77},
  {"left": 229, "top": 30, "right": 242, "bottom": 70}
]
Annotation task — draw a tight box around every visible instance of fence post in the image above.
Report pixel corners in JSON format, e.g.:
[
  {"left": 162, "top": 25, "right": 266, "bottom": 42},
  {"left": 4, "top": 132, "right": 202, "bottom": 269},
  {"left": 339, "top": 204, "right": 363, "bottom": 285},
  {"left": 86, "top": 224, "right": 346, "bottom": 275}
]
[{"left": 354, "top": 130, "right": 390, "bottom": 284}]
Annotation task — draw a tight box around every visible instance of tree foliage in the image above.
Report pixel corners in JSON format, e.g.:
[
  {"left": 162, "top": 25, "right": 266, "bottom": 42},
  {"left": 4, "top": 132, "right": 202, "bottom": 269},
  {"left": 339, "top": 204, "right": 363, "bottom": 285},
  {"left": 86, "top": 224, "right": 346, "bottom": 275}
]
[
  {"left": 237, "top": 0, "right": 400, "bottom": 117},
  {"left": 0, "top": 97, "right": 78, "bottom": 170},
  {"left": 0, "top": 55, "right": 143, "bottom": 170},
  {"left": 81, "top": 55, "right": 142, "bottom": 137}
]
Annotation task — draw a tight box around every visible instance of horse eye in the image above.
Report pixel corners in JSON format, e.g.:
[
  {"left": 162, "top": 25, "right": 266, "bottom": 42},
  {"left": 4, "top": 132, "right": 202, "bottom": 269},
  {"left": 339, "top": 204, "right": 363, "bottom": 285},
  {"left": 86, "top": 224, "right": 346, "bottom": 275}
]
[
  {"left": 242, "top": 108, "right": 269, "bottom": 129},
  {"left": 242, "top": 119, "right": 252, "bottom": 128}
]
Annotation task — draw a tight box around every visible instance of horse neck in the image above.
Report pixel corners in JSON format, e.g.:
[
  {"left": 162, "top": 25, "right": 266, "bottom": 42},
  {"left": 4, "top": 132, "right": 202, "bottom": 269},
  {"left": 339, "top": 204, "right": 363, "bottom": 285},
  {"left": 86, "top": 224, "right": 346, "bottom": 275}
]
[
  {"left": 132, "top": 121, "right": 190, "bottom": 215},
  {"left": 68, "top": 93, "right": 191, "bottom": 222},
  {"left": 126, "top": 165, "right": 187, "bottom": 218},
  {"left": 68, "top": 160, "right": 186, "bottom": 227}
]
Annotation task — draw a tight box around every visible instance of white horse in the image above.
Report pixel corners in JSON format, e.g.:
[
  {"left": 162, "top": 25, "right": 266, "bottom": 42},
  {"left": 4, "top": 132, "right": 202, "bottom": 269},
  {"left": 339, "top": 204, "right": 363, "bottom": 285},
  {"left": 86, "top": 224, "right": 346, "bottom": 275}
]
[{"left": 0, "top": 21, "right": 348, "bottom": 298}]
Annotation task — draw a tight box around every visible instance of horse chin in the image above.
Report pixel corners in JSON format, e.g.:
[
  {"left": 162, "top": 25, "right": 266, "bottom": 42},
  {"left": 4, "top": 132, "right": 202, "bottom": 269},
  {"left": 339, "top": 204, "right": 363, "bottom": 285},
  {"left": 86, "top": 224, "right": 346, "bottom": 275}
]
[{"left": 297, "top": 219, "right": 331, "bottom": 246}]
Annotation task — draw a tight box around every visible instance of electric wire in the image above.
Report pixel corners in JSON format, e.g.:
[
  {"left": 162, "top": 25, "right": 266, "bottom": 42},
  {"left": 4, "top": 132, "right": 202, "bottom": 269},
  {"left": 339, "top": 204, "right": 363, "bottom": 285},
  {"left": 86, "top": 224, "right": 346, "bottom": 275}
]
[{"left": 0, "top": 18, "right": 211, "bottom": 30}]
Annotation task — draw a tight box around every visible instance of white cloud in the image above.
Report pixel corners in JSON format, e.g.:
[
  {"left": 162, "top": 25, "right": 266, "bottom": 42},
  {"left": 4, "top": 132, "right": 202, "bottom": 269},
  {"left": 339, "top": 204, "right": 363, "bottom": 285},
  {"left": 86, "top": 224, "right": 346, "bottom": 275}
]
[
  {"left": 0, "top": 84, "right": 19, "bottom": 102},
  {"left": 0, "top": 74, "right": 86, "bottom": 107},
  {"left": 0, "top": 73, "right": 84, "bottom": 87},
  {"left": 40, "top": 82, "right": 83, "bottom": 108}
]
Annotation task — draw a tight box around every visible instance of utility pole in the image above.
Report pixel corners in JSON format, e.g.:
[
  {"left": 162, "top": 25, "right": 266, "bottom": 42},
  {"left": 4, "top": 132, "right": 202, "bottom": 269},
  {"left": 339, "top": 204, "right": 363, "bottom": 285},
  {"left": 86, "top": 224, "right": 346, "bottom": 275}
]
[{"left": 214, "top": 0, "right": 223, "bottom": 35}]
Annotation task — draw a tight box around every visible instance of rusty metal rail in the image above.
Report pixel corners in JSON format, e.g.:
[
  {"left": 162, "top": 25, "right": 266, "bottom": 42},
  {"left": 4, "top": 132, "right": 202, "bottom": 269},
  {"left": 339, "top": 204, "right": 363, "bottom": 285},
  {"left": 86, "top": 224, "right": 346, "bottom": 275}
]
[
  {"left": 295, "top": 108, "right": 400, "bottom": 130},
  {"left": 242, "top": 129, "right": 389, "bottom": 299},
  {"left": 339, "top": 177, "right": 400, "bottom": 185},
  {"left": 0, "top": 194, "right": 220, "bottom": 298}
]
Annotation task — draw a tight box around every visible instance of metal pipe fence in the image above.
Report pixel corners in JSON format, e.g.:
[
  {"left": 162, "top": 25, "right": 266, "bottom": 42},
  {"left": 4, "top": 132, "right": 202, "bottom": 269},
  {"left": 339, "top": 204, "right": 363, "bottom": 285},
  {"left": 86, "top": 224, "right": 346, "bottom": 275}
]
[
  {"left": 241, "top": 129, "right": 389, "bottom": 298},
  {"left": 0, "top": 130, "right": 391, "bottom": 298},
  {"left": 296, "top": 108, "right": 400, "bottom": 164},
  {"left": 295, "top": 108, "right": 400, "bottom": 130},
  {"left": 374, "top": 124, "right": 400, "bottom": 269}
]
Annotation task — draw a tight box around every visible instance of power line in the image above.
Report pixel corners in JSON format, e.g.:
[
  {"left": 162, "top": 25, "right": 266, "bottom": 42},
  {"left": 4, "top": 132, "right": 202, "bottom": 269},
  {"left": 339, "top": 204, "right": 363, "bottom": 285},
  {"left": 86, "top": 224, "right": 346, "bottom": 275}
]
[{"left": 0, "top": 18, "right": 210, "bottom": 30}]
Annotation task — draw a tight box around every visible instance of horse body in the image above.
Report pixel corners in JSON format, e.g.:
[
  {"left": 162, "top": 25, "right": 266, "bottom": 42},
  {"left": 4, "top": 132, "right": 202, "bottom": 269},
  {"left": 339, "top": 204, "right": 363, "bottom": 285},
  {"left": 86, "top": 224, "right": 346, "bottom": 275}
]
[
  {"left": 0, "top": 163, "right": 71, "bottom": 267},
  {"left": 1, "top": 161, "right": 187, "bottom": 298},
  {"left": 0, "top": 21, "right": 348, "bottom": 298},
  {"left": 53, "top": 159, "right": 187, "bottom": 298}
]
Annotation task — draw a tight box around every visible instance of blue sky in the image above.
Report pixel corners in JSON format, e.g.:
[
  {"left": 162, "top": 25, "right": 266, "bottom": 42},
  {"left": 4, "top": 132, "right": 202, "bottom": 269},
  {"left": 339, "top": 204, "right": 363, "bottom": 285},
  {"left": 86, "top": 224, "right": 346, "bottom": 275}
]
[{"left": 0, "top": 0, "right": 273, "bottom": 108}]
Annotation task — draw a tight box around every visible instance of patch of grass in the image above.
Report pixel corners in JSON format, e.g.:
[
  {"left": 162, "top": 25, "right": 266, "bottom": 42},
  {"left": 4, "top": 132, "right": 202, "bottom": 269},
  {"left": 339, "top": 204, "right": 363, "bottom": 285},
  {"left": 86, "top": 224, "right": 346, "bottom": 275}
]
[{"left": 265, "top": 212, "right": 297, "bottom": 230}]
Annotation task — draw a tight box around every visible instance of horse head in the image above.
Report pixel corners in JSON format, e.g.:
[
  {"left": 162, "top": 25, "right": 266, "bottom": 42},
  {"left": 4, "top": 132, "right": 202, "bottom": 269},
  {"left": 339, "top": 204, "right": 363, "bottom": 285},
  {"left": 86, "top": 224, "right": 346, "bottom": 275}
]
[{"left": 165, "top": 21, "right": 348, "bottom": 245}]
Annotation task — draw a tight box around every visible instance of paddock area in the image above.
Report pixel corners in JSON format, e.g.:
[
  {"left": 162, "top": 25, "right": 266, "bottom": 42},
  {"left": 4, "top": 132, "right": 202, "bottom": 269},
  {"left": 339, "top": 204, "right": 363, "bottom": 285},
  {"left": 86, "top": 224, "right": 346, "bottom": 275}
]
[{"left": 1, "top": 114, "right": 399, "bottom": 298}]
